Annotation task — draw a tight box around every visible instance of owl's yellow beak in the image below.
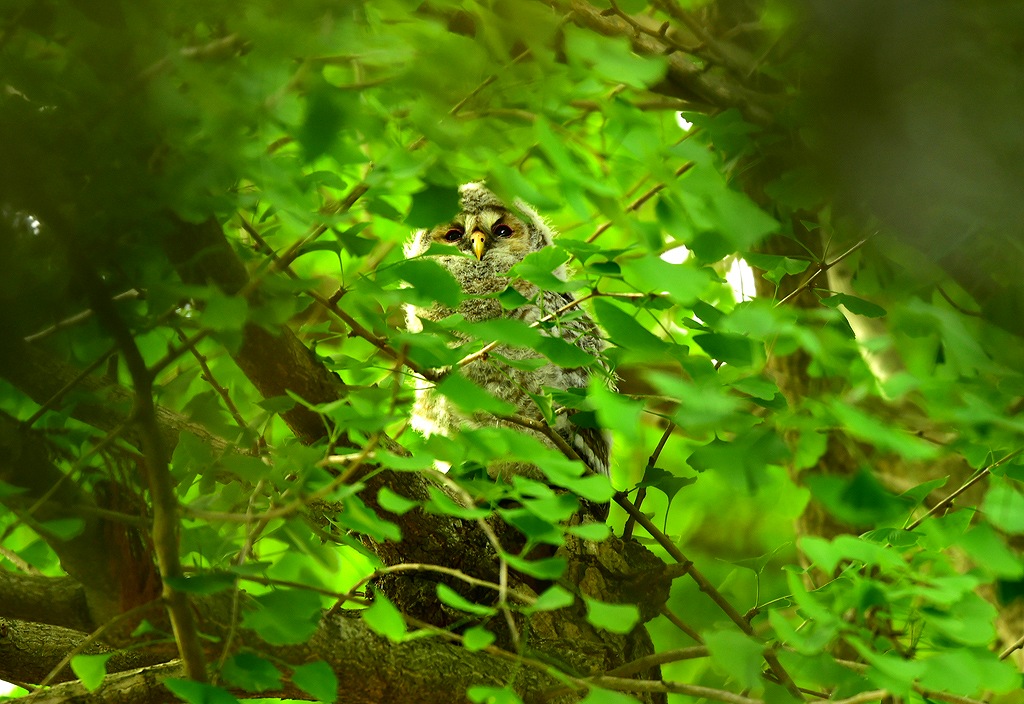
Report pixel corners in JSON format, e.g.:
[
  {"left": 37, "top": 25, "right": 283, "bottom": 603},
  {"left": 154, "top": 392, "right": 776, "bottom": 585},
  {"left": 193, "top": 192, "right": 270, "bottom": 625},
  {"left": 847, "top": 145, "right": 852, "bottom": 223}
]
[{"left": 470, "top": 231, "right": 487, "bottom": 261}]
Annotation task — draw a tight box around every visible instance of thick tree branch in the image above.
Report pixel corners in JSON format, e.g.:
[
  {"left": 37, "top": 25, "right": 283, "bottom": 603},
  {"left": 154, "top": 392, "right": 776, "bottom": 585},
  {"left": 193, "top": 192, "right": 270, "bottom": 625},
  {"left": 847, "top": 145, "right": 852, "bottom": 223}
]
[
  {"left": 166, "top": 217, "right": 350, "bottom": 446},
  {"left": 0, "top": 619, "right": 146, "bottom": 686},
  {"left": 0, "top": 411, "right": 133, "bottom": 626},
  {"left": 82, "top": 266, "right": 207, "bottom": 682},
  {"left": 0, "top": 571, "right": 92, "bottom": 634},
  {"left": 563, "top": 0, "right": 776, "bottom": 124},
  {"left": 0, "top": 337, "right": 227, "bottom": 458}
]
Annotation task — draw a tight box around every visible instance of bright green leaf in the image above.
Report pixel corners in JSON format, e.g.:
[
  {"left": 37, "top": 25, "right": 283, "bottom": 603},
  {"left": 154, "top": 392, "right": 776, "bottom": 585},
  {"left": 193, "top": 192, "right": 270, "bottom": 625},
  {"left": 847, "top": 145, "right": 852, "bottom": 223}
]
[
  {"left": 436, "top": 583, "right": 498, "bottom": 616},
  {"left": 362, "top": 589, "right": 407, "bottom": 642},
  {"left": 583, "top": 597, "right": 640, "bottom": 634},
  {"left": 463, "top": 625, "right": 496, "bottom": 652},
  {"left": 164, "top": 679, "right": 240, "bottom": 704},
  {"left": 71, "top": 654, "right": 112, "bottom": 692},
  {"left": 220, "top": 653, "right": 282, "bottom": 693},
  {"left": 704, "top": 629, "right": 765, "bottom": 689},
  {"left": 242, "top": 589, "right": 322, "bottom": 645},
  {"left": 291, "top": 660, "right": 339, "bottom": 703}
]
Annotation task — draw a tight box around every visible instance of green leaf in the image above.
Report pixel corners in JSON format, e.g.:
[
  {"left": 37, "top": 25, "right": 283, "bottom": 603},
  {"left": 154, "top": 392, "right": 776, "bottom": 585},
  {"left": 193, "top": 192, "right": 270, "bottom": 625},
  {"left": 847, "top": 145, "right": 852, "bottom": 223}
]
[
  {"left": 71, "top": 654, "right": 113, "bottom": 692},
  {"left": 503, "top": 553, "right": 567, "bottom": 580},
  {"left": 463, "top": 625, "right": 496, "bottom": 652},
  {"left": 242, "top": 589, "right": 322, "bottom": 645},
  {"left": 291, "top": 660, "right": 339, "bottom": 703},
  {"left": 164, "top": 679, "right": 240, "bottom": 704},
  {"left": 567, "top": 522, "right": 611, "bottom": 541},
  {"left": 591, "top": 383, "right": 645, "bottom": 445},
  {"left": 535, "top": 335, "right": 597, "bottom": 367},
  {"left": 392, "top": 259, "right": 463, "bottom": 307},
  {"left": 436, "top": 373, "right": 518, "bottom": 416},
  {"left": 687, "top": 428, "right": 789, "bottom": 492},
  {"left": 508, "top": 247, "right": 576, "bottom": 292},
  {"left": 0, "top": 480, "right": 28, "bottom": 498},
  {"left": 557, "top": 473, "right": 616, "bottom": 503},
  {"left": 407, "top": 184, "right": 460, "bottom": 228},
  {"left": 819, "top": 293, "right": 887, "bottom": 318},
  {"left": 898, "top": 476, "right": 949, "bottom": 507},
  {"left": 39, "top": 518, "right": 85, "bottom": 541},
  {"left": 202, "top": 294, "right": 249, "bottom": 332},
  {"left": 591, "top": 298, "right": 666, "bottom": 353},
  {"left": 564, "top": 25, "right": 667, "bottom": 88},
  {"left": 583, "top": 597, "right": 640, "bottom": 634},
  {"left": 334, "top": 222, "right": 377, "bottom": 257},
  {"left": 704, "top": 629, "right": 765, "bottom": 689},
  {"left": 981, "top": 479, "right": 1024, "bottom": 534},
  {"left": 799, "top": 535, "right": 906, "bottom": 574},
  {"left": 332, "top": 494, "right": 402, "bottom": 542},
  {"left": 956, "top": 523, "right": 1024, "bottom": 578},
  {"left": 848, "top": 637, "right": 924, "bottom": 695},
  {"left": 362, "top": 589, "right": 407, "bottom": 642},
  {"left": 525, "top": 584, "right": 575, "bottom": 613},
  {"left": 804, "top": 468, "right": 909, "bottom": 529},
  {"left": 298, "top": 84, "right": 343, "bottom": 161},
  {"left": 220, "top": 653, "right": 282, "bottom": 693},
  {"left": 619, "top": 254, "right": 713, "bottom": 305},
  {"left": 692, "top": 332, "right": 758, "bottom": 367},
  {"left": 829, "top": 401, "right": 940, "bottom": 461},
  {"left": 377, "top": 486, "right": 419, "bottom": 515},
  {"left": 744, "top": 252, "right": 811, "bottom": 285},
  {"left": 460, "top": 318, "right": 543, "bottom": 347},
  {"left": 436, "top": 583, "right": 497, "bottom": 616},
  {"left": 424, "top": 485, "right": 492, "bottom": 519},
  {"left": 499, "top": 507, "right": 565, "bottom": 545},
  {"left": 467, "top": 686, "right": 524, "bottom": 704},
  {"left": 639, "top": 466, "right": 697, "bottom": 506}
]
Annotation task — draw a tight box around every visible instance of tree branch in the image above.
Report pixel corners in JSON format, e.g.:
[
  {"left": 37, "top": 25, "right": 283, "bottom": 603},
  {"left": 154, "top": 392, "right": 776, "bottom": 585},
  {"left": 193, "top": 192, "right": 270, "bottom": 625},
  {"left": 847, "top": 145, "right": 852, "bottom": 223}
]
[{"left": 80, "top": 260, "right": 208, "bottom": 682}]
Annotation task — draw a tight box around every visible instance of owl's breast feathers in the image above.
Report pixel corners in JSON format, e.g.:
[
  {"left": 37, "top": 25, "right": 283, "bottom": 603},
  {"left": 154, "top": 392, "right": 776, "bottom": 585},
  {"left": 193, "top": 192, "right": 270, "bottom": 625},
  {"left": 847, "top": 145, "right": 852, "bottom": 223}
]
[{"left": 405, "top": 183, "right": 614, "bottom": 484}]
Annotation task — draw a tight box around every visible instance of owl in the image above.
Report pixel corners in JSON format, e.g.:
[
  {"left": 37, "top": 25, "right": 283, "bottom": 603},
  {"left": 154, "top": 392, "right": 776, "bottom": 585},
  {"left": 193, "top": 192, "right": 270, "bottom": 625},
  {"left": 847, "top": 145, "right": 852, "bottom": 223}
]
[{"left": 404, "top": 183, "right": 612, "bottom": 495}]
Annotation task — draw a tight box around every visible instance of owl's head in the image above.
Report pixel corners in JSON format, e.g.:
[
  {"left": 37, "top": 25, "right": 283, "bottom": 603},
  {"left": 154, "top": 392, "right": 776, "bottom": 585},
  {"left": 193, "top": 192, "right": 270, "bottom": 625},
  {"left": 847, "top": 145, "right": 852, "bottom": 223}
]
[{"left": 405, "top": 183, "right": 562, "bottom": 277}]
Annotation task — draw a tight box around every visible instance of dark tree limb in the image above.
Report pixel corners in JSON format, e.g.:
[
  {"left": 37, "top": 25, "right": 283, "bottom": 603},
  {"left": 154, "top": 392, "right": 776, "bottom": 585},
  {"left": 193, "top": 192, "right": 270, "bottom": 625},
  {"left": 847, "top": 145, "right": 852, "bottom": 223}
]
[
  {"left": 0, "top": 411, "right": 140, "bottom": 626},
  {"left": 0, "top": 337, "right": 228, "bottom": 459},
  {"left": 165, "top": 217, "right": 349, "bottom": 446},
  {"left": 0, "top": 619, "right": 147, "bottom": 686},
  {"left": 0, "top": 571, "right": 92, "bottom": 634}
]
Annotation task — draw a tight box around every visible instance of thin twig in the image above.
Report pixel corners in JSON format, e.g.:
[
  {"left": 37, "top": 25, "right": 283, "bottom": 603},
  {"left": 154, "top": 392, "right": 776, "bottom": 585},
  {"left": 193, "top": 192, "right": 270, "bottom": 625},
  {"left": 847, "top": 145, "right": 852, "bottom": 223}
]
[
  {"left": 23, "top": 290, "right": 141, "bottom": 343},
  {"left": 587, "top": 162, "right": 696, "bottom": 243},
  {"left": 998, "top": 632, "right": 1024, "bottom": 660},
  {"left": 905, "top": 447, "right": 1022, "bottom": 531},
  {"left": 175, "top": 329, "right": 263, "bottom": 452},
  {"left": 21, "top": 346, "right": 117, "bottom": 429},
  {"left": 186, "top": 435, "right": 380, "bottom": 524},
  {"left": 774, "top": 237, "right": 871, "bottom": 307},
  {"left": 612, "top": 493, "right": 804, "bottom": 699},
  {"left": 659, "top": 604, "right": 704, "bottom": 643},
  {"left": 39, "top": 599, "right": 163, "bottom": 686}
]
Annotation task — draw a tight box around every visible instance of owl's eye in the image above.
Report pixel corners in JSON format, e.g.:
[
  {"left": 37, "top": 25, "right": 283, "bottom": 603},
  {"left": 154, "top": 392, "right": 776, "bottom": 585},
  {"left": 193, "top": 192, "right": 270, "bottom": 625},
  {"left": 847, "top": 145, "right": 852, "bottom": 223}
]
[
  {"left": 442, "top": 228, "right": 463, "bottom": 243},
  {"left": 493, "top": 224, "right": 514, "bottom": 238}
]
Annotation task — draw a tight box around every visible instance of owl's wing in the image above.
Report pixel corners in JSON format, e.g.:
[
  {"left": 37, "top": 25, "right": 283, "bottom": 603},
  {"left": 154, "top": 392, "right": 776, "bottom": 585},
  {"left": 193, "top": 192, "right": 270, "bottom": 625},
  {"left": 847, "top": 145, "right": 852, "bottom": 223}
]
[
  {"left": 561, "top": 421, "right": 611, "bottom": 478},
  {"left": 540, "top": 290, "right": 614, "bottom": 479}
]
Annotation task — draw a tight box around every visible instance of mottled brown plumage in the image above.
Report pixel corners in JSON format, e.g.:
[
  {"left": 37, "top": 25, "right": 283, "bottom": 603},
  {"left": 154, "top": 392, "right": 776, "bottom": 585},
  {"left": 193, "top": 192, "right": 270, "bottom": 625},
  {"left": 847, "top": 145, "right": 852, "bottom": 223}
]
[{"left": 404, "top": 183, "right": 613, "bottom": 488}]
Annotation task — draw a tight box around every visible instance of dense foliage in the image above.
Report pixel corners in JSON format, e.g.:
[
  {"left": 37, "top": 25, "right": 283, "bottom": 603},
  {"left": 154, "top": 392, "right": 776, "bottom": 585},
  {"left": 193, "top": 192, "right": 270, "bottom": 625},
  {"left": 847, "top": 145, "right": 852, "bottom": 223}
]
[{"left": 1, "top": 1, "right": 1023, "bottom": 703}]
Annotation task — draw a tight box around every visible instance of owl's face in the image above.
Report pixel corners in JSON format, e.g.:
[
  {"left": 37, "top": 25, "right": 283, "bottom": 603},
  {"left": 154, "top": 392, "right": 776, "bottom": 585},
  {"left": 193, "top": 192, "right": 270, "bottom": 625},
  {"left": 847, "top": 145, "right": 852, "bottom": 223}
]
[
  {"left": 425, "top": 205, "right": 533, "bottom": 265},
  {"left": 405, "top": 183, "right": 559, "bottom": 275},
  {"left": 404, "top": 184, "right": 563, "bottom": 323}
]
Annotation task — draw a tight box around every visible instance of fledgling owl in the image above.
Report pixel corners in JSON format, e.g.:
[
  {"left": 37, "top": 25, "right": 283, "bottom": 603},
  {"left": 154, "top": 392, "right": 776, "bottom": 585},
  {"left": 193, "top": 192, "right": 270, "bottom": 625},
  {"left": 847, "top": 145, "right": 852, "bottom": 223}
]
[{"left": 404, "top": 183, "right": 612, "bottom": 491}]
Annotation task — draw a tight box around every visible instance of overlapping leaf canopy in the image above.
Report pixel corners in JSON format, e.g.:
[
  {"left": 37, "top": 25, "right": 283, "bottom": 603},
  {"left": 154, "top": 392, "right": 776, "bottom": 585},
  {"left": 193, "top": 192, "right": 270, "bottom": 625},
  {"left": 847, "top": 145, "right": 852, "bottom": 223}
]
[{"left": 2, "top": 1, "right": 1024, "bottom": 703}]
